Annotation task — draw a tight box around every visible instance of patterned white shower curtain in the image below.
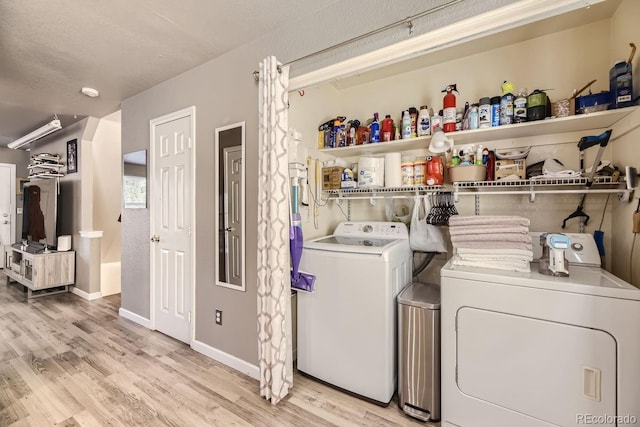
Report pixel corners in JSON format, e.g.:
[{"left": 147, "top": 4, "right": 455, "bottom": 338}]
[{"left": 257, "top": 56, "right": 293, "bottom": 404}]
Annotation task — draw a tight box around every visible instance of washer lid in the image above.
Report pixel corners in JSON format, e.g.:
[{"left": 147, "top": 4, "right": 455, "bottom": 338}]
[{"left": 304, "top": 235, "right": 402, "bottom": 254}]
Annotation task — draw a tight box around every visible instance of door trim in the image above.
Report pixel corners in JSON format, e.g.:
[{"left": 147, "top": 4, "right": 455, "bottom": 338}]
[
  {"left": 214, "top": 121, "right": 245, "bottom": 291},
  {"left": 149, "top": 106, "right": 197, "bottom": 343},
  {"left": 0, "top": 163, "right": 16, "bottom": 255}
]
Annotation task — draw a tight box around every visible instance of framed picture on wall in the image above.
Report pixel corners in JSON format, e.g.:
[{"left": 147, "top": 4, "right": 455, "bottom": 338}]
[{"left": 67, "top": 139, "right": 77, "bottom": 174}]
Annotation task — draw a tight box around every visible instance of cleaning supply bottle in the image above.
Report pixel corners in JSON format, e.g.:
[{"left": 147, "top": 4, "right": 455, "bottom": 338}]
[
  {"left": 478, "top": 97, "right": 491, "bottom": 128},
  {"left": 514, "top": 88, "right": 528, "bottom": 123},
  {"left": 332, "top": 119, "right": 342, "bottom": 148},
  {"left": 347, "top": 120, "right": 357, "bottom": 146},
  {"left": 468, "top": 104, "right": 479, "bottom": 129},
  {"left": 381, "top": 114, "right": 394, "bottom": 141},
  {"left": 500, "top": 81, "right": 515, "bottom": 126},
  {"left": 442, "top": 84, "right": 458, "bottom": 133},
  {"left": 418, "top": 105, "right": 431, "bottom": 136},
  {"left": 490, "top": 96, "right": 501, "bottom": 127},
  {"left": 369, "top": 113, "right": 381, "bottom": 143},
  {"left": 401, "top": 110, "right": 411, "bottom": 139},
  {"left": 409, "top": 107, "right": 418, "bottom": 138}
]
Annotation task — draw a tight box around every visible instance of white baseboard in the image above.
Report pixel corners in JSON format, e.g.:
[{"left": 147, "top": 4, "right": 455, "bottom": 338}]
[
  {"left": 71, "top": 286, "right": 102, "bottom": 301},
  {"left": 118, "top": 308, "right": 151, "bottom": 329},
  {"left": 191, "top": 339, "right": 260, "bottom": 380}
]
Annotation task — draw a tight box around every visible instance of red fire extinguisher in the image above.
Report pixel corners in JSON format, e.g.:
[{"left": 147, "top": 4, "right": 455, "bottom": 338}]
[{"left": 442, "top": 84, "right": 458, "bottom": 133}]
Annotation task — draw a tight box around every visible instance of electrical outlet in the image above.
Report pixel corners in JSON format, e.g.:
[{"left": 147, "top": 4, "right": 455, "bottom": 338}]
[{"left": 215, "top": 309, "right": 222, "bottom": 325}]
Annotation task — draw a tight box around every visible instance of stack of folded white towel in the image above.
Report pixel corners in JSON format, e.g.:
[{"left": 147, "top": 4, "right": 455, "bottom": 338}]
[{"left": 449, "top": 215, "right": 533, "bottom": 272}]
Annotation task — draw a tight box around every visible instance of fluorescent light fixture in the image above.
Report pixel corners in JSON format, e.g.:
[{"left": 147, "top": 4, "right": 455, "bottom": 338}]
[{"left": 8, "top": 118, "right": 62, "bottom": 149}]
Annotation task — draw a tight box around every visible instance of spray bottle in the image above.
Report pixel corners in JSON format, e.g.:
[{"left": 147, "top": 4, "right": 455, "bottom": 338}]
[
  {"left": 442, "top": 84, "right": 459, "bottom": 133},
  {"left": 369, "top": 112, "right": 381, "bottom": 143}
]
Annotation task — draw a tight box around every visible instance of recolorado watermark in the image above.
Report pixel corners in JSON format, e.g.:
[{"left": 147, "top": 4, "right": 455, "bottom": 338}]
[{"left": 577, "top": 414, "right": 637, "bottom": 424}]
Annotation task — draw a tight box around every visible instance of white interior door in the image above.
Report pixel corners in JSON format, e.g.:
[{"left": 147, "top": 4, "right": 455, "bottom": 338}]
[
  {"left": 0, "top": 164, "right": 16, "bottom": 265},
  {"left": 223, "top": 146, "right": 242, "bottom": 286},
  {"left": 150, "top": 108, "right": 195, "bottom": 344}
]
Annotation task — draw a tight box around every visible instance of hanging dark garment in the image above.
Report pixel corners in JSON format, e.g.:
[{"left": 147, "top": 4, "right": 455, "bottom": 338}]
[
  {"left": 27, "top": 185, "right": 46, "bottom": 242},
  {"left": 22, "top": 187, "right": 30, "bottom": 240}
]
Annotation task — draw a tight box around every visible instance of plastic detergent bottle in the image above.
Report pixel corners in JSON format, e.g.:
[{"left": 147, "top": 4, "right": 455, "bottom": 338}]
[
  {"left": 381, "top": 114, "right": 394, "bottom": 142},
  {"left": 418, "top": 105, "right": 431, "bottom": 136},
  {"left": 500, "top": 81, "right": 515, "bottom": 126},
  {"left": 402, "top": 110, "right": 411, "bottom": 139},
  {"left": 369, "top": 113, "right": 381, "bottom": 143}
]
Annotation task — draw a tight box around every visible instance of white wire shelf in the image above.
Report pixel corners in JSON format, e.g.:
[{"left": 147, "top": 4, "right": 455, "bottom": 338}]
[
  {"left": 321, "top": 176, "right": 632, "bottom": 204},
  {"left": 324, "top": 185, "right": 445, "bottom": 199},
  {"left": 452, "top": 176, "right": 631, "bottom": 202}
]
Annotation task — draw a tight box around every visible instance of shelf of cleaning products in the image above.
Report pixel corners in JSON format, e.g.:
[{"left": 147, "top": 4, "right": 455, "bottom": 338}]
[
  {"left": 319, "top": 106, "right": 639, "bottom": 157},
  {"left": 452, "top": 176, "right": 631, "bottom": 202}
]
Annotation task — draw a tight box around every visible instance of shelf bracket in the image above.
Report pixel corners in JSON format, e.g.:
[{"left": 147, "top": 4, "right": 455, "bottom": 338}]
[
  {"left": 453, "top": 187, "right": 459, "bottom": 203},
  {"left": 529, "top": 183, "right": 536, "bottom": 203},
  {"left": 475, "top": 194, "right": 480, "bottom": 215},
  {"left": 369, "top": 190, "right": 377, "bottom": 206}
]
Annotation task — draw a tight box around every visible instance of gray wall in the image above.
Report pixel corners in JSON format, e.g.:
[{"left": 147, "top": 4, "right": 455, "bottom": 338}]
[{"left": 120, "top": 0, "right": 519, "bottom": 365}]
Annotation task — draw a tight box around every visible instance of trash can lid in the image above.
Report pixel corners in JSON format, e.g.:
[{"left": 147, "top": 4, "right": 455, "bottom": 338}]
[{"left": 398, "top": 282, "right": 440, "bottom": 309}]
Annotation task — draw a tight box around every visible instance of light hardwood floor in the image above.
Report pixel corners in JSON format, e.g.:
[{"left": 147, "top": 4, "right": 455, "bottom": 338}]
[{"left": 0, "top": 279, "right": 434, "bottom": 426}]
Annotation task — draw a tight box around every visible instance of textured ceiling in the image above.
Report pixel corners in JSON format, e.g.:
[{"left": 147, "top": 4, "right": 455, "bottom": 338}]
[{"left": 0, "top": 0, "right": 340, "bottom": 145}]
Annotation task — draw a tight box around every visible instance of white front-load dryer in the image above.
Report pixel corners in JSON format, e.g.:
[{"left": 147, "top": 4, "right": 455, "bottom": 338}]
[
  {"left": 296, "top": 222, "right": 412, "bottom": 405},
  {"left": 440, "top": 259, "right": 640, "bottom": 426}
]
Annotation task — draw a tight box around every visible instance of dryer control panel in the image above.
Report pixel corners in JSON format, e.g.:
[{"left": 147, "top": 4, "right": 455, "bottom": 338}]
[
  {"left": 530, "top": 232, "right": 600, "bottom": 267},
  {"left": 334, "top": 222, "right": 409, "bottom": 239}
]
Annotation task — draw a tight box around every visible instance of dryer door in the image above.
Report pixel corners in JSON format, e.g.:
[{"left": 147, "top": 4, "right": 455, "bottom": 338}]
[{"left": 456, "top": 307, "right": 616, "bottom": 426}]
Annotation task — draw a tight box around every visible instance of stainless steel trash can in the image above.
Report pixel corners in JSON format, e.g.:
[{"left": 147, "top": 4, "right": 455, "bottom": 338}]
[{"left": 398, "top": 282, "right": 440, "bottom": 421}]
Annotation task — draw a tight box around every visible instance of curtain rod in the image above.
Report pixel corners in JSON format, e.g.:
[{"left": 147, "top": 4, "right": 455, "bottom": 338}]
[{"left": 252, "top": 0, "right": 464, "bottom": 81}]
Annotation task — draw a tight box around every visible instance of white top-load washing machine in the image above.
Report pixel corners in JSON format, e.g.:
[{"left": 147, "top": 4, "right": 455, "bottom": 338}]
[
  {"left": 441, "top": 233, "right": 640, "bottom": 427},
  {"left": 297, "top": 222, "right": 413, "bottom": 405}
]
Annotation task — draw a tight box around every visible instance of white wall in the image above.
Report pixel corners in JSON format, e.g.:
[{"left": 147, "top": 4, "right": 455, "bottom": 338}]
[
  {"left": 92, "top": 111, "right": 122, "bottom": 295},
  {"left": 610, "top": 0, "right": 640, "bottom": 285}
]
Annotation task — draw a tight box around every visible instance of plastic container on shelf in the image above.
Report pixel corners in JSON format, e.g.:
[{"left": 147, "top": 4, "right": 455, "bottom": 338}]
[
  {"left": 447, "top": 164, "right": 486, "bottom": 183},
  {"left": 414, "top": 158, "right": 426, "bottom": 186}
]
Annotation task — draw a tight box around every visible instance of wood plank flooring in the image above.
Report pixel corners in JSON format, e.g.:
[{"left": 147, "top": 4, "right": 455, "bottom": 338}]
[{"left": 0, "top": 279, "right": 434, "bottom": 426}]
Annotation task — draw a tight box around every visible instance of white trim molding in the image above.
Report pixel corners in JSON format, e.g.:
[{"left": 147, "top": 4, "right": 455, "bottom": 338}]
[
  {"left": 191, "top": 339, "right": 260, "bottom": 381},
  {"left": 118, "top": 308, "right": 152, "bottom": 329},
  {"left": 71, "top": 286, "right": 102, "bottom": 300},
  {"left": 79, "top": 230, "right": 104, "bottom": 238}
]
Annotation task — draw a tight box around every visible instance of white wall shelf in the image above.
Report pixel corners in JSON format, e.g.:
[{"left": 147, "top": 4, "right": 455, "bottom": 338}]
[
  {"left": 323, "top": 176, "right": 631, "bottom": 209},
  {"left": 319, "top": 106, "right": 639, "bottom": 157},
  {"left": 28, "top": 153, "right": 65, "bottom": 180}
]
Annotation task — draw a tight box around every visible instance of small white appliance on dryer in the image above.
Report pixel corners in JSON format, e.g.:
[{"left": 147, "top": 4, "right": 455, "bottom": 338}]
[
  {"left": 297, "top": 222, "right": 412, "bottom": 405},
  {"left": 441, "top": 233, "right": 640, "bottom": 427}
]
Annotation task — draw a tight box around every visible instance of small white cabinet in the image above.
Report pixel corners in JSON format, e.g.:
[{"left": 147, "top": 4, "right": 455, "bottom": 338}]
[{"left": 4, "top": 244, "right": 75, "bottom": 298}]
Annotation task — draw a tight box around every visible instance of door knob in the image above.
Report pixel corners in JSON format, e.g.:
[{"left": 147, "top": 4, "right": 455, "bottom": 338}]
[
  {"left": 225, "top": 227, "right": 235, "bottom": 232},
  {"left": 151, "top": 235, "right": 160, "bottom": 243}
]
